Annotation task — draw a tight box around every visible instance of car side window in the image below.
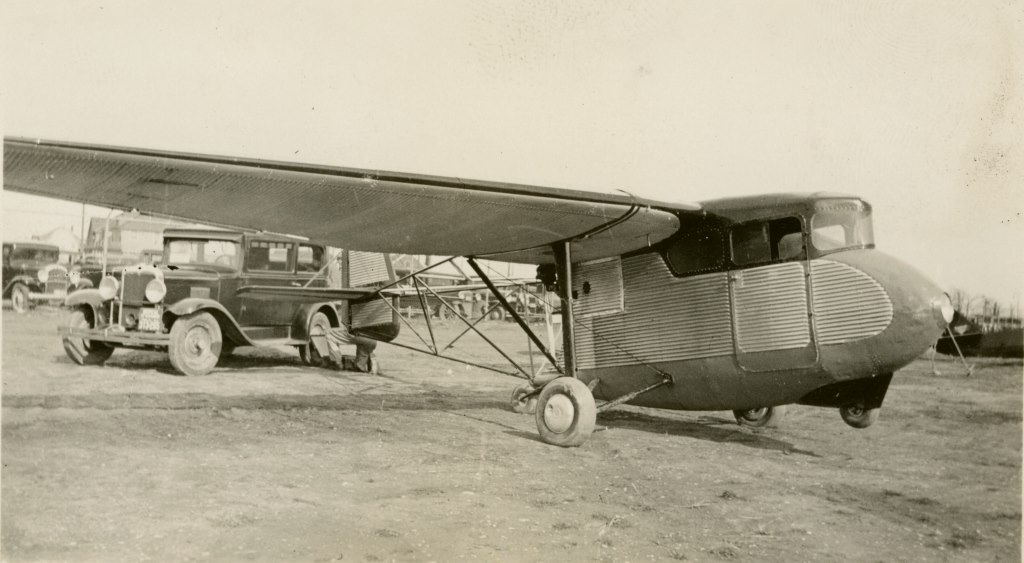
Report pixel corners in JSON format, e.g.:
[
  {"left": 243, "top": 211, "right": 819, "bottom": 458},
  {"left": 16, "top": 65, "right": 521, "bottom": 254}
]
[
  {"left": 247, "top": 241, "right": 293, "bottom": 272},
  {"left": 297, "top": 245, "right": 324, "bottom": 272}
]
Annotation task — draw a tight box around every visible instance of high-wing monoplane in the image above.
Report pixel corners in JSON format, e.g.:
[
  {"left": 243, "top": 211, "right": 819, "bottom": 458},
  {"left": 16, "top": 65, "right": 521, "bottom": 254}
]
[{"left": 3, "top": 137, "right": 954, "bottom": 446}]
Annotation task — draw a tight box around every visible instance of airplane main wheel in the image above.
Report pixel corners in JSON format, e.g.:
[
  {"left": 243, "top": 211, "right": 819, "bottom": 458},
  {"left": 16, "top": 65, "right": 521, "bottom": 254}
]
[
  {"left": 168, "top": 312, "right": 222, "bottom": 376},
  {"left": 840, "top": 403, "right": 879, "bottom": 428},
  {"left": 299, "top": 312, "right": 332, "bottom": 366},
  {"left": 62, "top": 308, "right": 114, "bottom": 365},
  {"left": 534, "top": 377, "right": 596, "bottom": 447},
  {"left": 733, "top": 406, "right": 787, "bottom": 428},
  {"left": 510, "top": 383, "right": 538, "bottom": 414},
  {"left": 11, "top": 283, "right": 31, "bottom": 313}
]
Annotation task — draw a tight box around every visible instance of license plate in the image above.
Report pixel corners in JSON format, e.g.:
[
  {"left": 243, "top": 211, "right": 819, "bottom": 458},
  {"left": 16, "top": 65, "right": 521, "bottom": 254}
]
[
  {"left": 139, "top": 308, "right": 161, "bottom": 332},
  {"left": 54, "top": 289, "right": 67, "bottom": 298}
]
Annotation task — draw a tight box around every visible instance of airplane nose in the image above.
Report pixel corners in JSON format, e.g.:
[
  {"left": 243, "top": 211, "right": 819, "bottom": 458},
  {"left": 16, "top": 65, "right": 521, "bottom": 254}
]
[{"left": 826, "top": 250, "right": 949, "bottom": 373}]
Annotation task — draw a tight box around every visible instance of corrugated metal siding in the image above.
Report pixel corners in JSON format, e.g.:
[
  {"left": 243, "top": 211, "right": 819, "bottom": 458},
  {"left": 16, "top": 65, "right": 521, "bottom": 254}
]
[
  {"left": 811, "top": 260, "right": 892, "bottom": 344},
  {"left": 349, "top": 251, "right": 390, "bottom": 287},
  {"left": 574, "top": 253, "right": 733, "bottom": 369},
  {"left": 572, "top": 258, "right": 623, "bottom": 318},
  {"left": 351, "top": 299, "right": 392, "bottom": 328},
  {"left": 732, "top": 263, "right": 810, "bottom": 352}
]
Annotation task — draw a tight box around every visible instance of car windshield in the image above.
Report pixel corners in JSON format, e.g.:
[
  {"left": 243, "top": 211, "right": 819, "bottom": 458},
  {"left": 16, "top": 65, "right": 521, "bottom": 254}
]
[
  {"left": 165, "top": 239, "right": 241, "bottom": 269},
  {"left": 10, "top": 247, "right": 59, "bottom": 263},
  {"left": 810, "top": 201, "right": 874, "bottom": 254}
]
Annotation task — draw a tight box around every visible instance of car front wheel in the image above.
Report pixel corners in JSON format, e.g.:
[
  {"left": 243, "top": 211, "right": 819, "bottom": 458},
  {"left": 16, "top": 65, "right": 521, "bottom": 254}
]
[
  {"left": 169, "top": 312, "right": 222, "bottom": 376},
  {"left": 62, "top": 308, "right": 114, "bottom": 365},
  {"left": 11, "top": 283, "right": 31, "bottom": 313}
]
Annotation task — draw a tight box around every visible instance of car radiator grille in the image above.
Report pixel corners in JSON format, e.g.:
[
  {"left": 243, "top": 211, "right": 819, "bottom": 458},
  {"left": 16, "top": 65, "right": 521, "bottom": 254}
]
[
  {"left": 121, "top": 270, "right": 154, "bottom": 305},
  {"left": 45, "top": 269, "right": 68, "bottom": 293}
]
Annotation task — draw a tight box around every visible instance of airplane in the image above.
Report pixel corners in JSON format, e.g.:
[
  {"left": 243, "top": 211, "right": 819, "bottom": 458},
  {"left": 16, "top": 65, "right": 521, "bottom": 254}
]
[{"left": 3, "top": 136, "right": 954, "bottom": 447}]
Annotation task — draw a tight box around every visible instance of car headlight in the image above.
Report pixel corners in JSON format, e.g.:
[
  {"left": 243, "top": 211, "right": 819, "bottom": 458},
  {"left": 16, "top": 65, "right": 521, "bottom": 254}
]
[
  {"left": 145, "top": 278, "right": 167, "bottom": 303},
  {"left": 98, "top": 275, "right": 119, "bottom": 300},
  {"left": 37, "top": 268, "right": 49, "bottom": 283},
  {"left": 68, "top": 270, "right": 81, "bottom": 285}
]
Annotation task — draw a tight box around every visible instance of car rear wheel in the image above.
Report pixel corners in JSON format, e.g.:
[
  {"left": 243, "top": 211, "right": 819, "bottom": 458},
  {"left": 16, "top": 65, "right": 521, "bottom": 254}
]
[
  {"left": 168, "top": 312, "right": 222, "bottom": 376},
  {"left": 62, "top": 308, "right": 115, "bottom": 365},
  {"left": 11, "top": 283, "right": 30, "bottom": 313},
  {"left": 299, "top": 312, "right": 333, "bottom": 367}
]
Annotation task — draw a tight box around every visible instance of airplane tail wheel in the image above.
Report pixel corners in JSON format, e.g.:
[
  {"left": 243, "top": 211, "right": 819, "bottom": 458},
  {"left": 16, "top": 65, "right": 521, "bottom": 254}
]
[
  {"left": 534, "top": 377, "right": 596, "bottom": 447},
  {"left": 840, "top": 404, "right": 879, "bottom": 428},
  {"left": 510, "top": 382, "right": 538, "bottom": 414},
  {"left": 733, "top": 405, "right": 787, "bottom": 428}
]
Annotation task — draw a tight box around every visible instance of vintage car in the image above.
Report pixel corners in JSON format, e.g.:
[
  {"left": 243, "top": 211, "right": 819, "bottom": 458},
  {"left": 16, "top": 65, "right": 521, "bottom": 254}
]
[
  {"left": 3, "top": 241, "right": 74, "bottom": 313},
  {"left": 59, "top": 229, "right": 398, "bottom": 376}
]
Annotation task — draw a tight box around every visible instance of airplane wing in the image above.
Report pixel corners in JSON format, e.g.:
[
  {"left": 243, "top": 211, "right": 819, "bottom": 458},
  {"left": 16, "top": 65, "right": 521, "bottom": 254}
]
[{"left": 3, "top": 137, "right": 693, "bottom": 264}]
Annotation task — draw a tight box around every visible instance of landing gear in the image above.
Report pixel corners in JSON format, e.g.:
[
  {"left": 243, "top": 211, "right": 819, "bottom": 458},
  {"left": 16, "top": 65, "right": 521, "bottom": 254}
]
[
  {"left": 839, "top": 403, "right": 880, "bottom": 428},
  {"left": 168, "top": 312, "right": 222, "bottom": 376},
  {"left": 510, "top": 382, "right": 539, "bottom": 414},
  {"left": 733, "top": 406, "right": 787, "bottom": 428},
  {"left": 534, "top": 377, "right": 596, "bottom": 447}
]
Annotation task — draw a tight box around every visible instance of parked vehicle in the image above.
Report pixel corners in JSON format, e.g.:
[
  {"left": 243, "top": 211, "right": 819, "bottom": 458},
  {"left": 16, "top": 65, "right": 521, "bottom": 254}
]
[
  {"left": 59, "top": 229, "right": 397, "bottom": 376},
  {"left": 2, "top": 241, "right": 75, "bottom": 313}
]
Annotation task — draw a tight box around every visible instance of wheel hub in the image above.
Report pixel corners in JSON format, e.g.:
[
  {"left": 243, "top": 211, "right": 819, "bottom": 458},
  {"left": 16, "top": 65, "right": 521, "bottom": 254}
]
[
  {"left": 187, "top": 328, "right": 210, "bottom": 354},
  {"left": 543, "top": 394, "right": 575, "bottom": 433}
]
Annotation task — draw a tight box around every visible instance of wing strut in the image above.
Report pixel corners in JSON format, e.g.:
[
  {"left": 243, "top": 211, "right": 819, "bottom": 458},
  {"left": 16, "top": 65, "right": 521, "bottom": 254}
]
[{"left": 554, "top": 241, "right": 577, "bottom": 378}]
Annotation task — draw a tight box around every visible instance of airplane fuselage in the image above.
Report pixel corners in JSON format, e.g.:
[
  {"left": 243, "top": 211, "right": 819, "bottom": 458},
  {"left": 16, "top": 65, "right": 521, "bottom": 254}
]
[{"left": 567, "top": 194, "right": 949, "bottom": 414}]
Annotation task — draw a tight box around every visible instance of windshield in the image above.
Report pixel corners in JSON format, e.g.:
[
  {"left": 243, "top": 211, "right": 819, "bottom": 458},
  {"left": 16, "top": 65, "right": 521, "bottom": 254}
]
[
  {"left": 810, "top": 201, "right": 874, "bottom": 254},
  {"left": 165, "top": 239, "right": 241, "bottom": 269},
  {"left": 10, "top": 247, "right": 59, "bottom": 263}
]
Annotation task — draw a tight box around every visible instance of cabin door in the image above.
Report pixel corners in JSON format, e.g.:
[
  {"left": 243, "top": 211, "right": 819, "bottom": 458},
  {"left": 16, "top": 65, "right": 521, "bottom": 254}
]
[{"left": 728, "top": 261, "right": 817, "bottom": 371}]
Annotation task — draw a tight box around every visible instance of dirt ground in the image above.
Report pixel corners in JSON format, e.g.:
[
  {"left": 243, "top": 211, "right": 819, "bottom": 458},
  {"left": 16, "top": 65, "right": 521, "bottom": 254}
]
[{"left": 1, "top": 307, "right": 1021, "bottom": 562}]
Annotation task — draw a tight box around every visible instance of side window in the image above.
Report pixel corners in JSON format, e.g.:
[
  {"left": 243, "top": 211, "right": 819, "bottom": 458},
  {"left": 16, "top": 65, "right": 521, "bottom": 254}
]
[
  {"left": 665, "top": 230, "right": 725, "bottom": 276},
  {"left": 731, "top": 222, "right": 769, "bottom": 265},
  {"left": 730, "top": 217, "right": 803, "bottom": 266},
  {"left": 247, "top": 241, "right": 294, "bottom": 272},
  {"left": 297, "top": 245, "right": 324, "bottom": 272}
]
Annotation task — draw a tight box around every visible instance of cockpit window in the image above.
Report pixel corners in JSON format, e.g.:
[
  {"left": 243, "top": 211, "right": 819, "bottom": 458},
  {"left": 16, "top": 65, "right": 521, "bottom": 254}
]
[
  {"left": 730, "top": 216, "right": 803, "bottom": 266},
  {"left": 664, "top": 230, "right": 725, "bottom": 276},
  {"left": 811, "top": 203, "right": 874, "bottom": 254},
  {"left": 166, "top": 239, "right": 241, "bottom": 269}
]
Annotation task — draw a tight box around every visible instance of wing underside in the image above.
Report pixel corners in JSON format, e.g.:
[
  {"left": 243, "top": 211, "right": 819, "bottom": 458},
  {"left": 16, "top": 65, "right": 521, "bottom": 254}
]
[{"left": 3, "top": 138, "right": 686, "bottom": 264}]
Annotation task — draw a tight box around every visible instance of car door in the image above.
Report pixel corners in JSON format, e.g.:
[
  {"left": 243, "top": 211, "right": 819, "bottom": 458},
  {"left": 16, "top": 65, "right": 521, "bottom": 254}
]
[{"left": 237, "top": 238, "right": 299, "bottom": 327}]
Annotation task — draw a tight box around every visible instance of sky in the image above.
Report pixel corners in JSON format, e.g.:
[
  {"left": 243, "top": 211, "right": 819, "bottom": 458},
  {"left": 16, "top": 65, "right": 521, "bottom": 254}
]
[{"left": 2, "top": 1, "right": 1022, "bottom": 310}]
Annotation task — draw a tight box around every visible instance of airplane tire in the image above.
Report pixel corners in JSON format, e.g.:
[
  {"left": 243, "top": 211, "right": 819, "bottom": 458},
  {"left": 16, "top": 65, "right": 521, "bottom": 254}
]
[
  {"left": 534, "top": 377, "right": 596, "bottom": 447},
  {"left": 62, "top": 308, "right": 114, "bottom": 365},
  {"left": 11, "top": 283, "right": 31, "bottom": 313},
  {"left": 510, "top": 382, "right": 538, "bottom": 414},
  {"left": 299, "top": 312, "right": 332, "bottom": 367},
  {"left": 168, "top": 312, "right": 221, "bottom": 376},
  {"left": 733, "top": 405, "right": 787, "bottom": 428},
  {"left": 840, "top": 404, "right": 879, "bottom": 428}
]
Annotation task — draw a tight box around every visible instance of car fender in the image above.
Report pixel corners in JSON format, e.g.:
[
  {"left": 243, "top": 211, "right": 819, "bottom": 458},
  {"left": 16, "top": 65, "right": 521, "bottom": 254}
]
[
  {"left": 291, "top": 303, "right": 340, "bottom": 341},
  {"left": 3, "top": 275, "right": 39, "bottom": 296},
  {"left": 165, "top": 298, "right": 250, "bottom": 345},
  {"left": 65, "top": 288, "right": 106, "bottom": 309}
]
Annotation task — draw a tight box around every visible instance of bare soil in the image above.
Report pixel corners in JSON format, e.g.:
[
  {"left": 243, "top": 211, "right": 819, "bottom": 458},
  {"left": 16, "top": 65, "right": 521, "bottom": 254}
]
[{"left": 2, "top": 308, "right": 1021, "bottom": 562}]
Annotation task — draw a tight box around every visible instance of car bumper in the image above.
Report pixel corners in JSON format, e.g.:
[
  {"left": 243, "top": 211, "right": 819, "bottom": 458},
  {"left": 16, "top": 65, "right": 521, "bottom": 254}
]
[{"left": 58, "top": 325, "right": 169, "bottom": 346}]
